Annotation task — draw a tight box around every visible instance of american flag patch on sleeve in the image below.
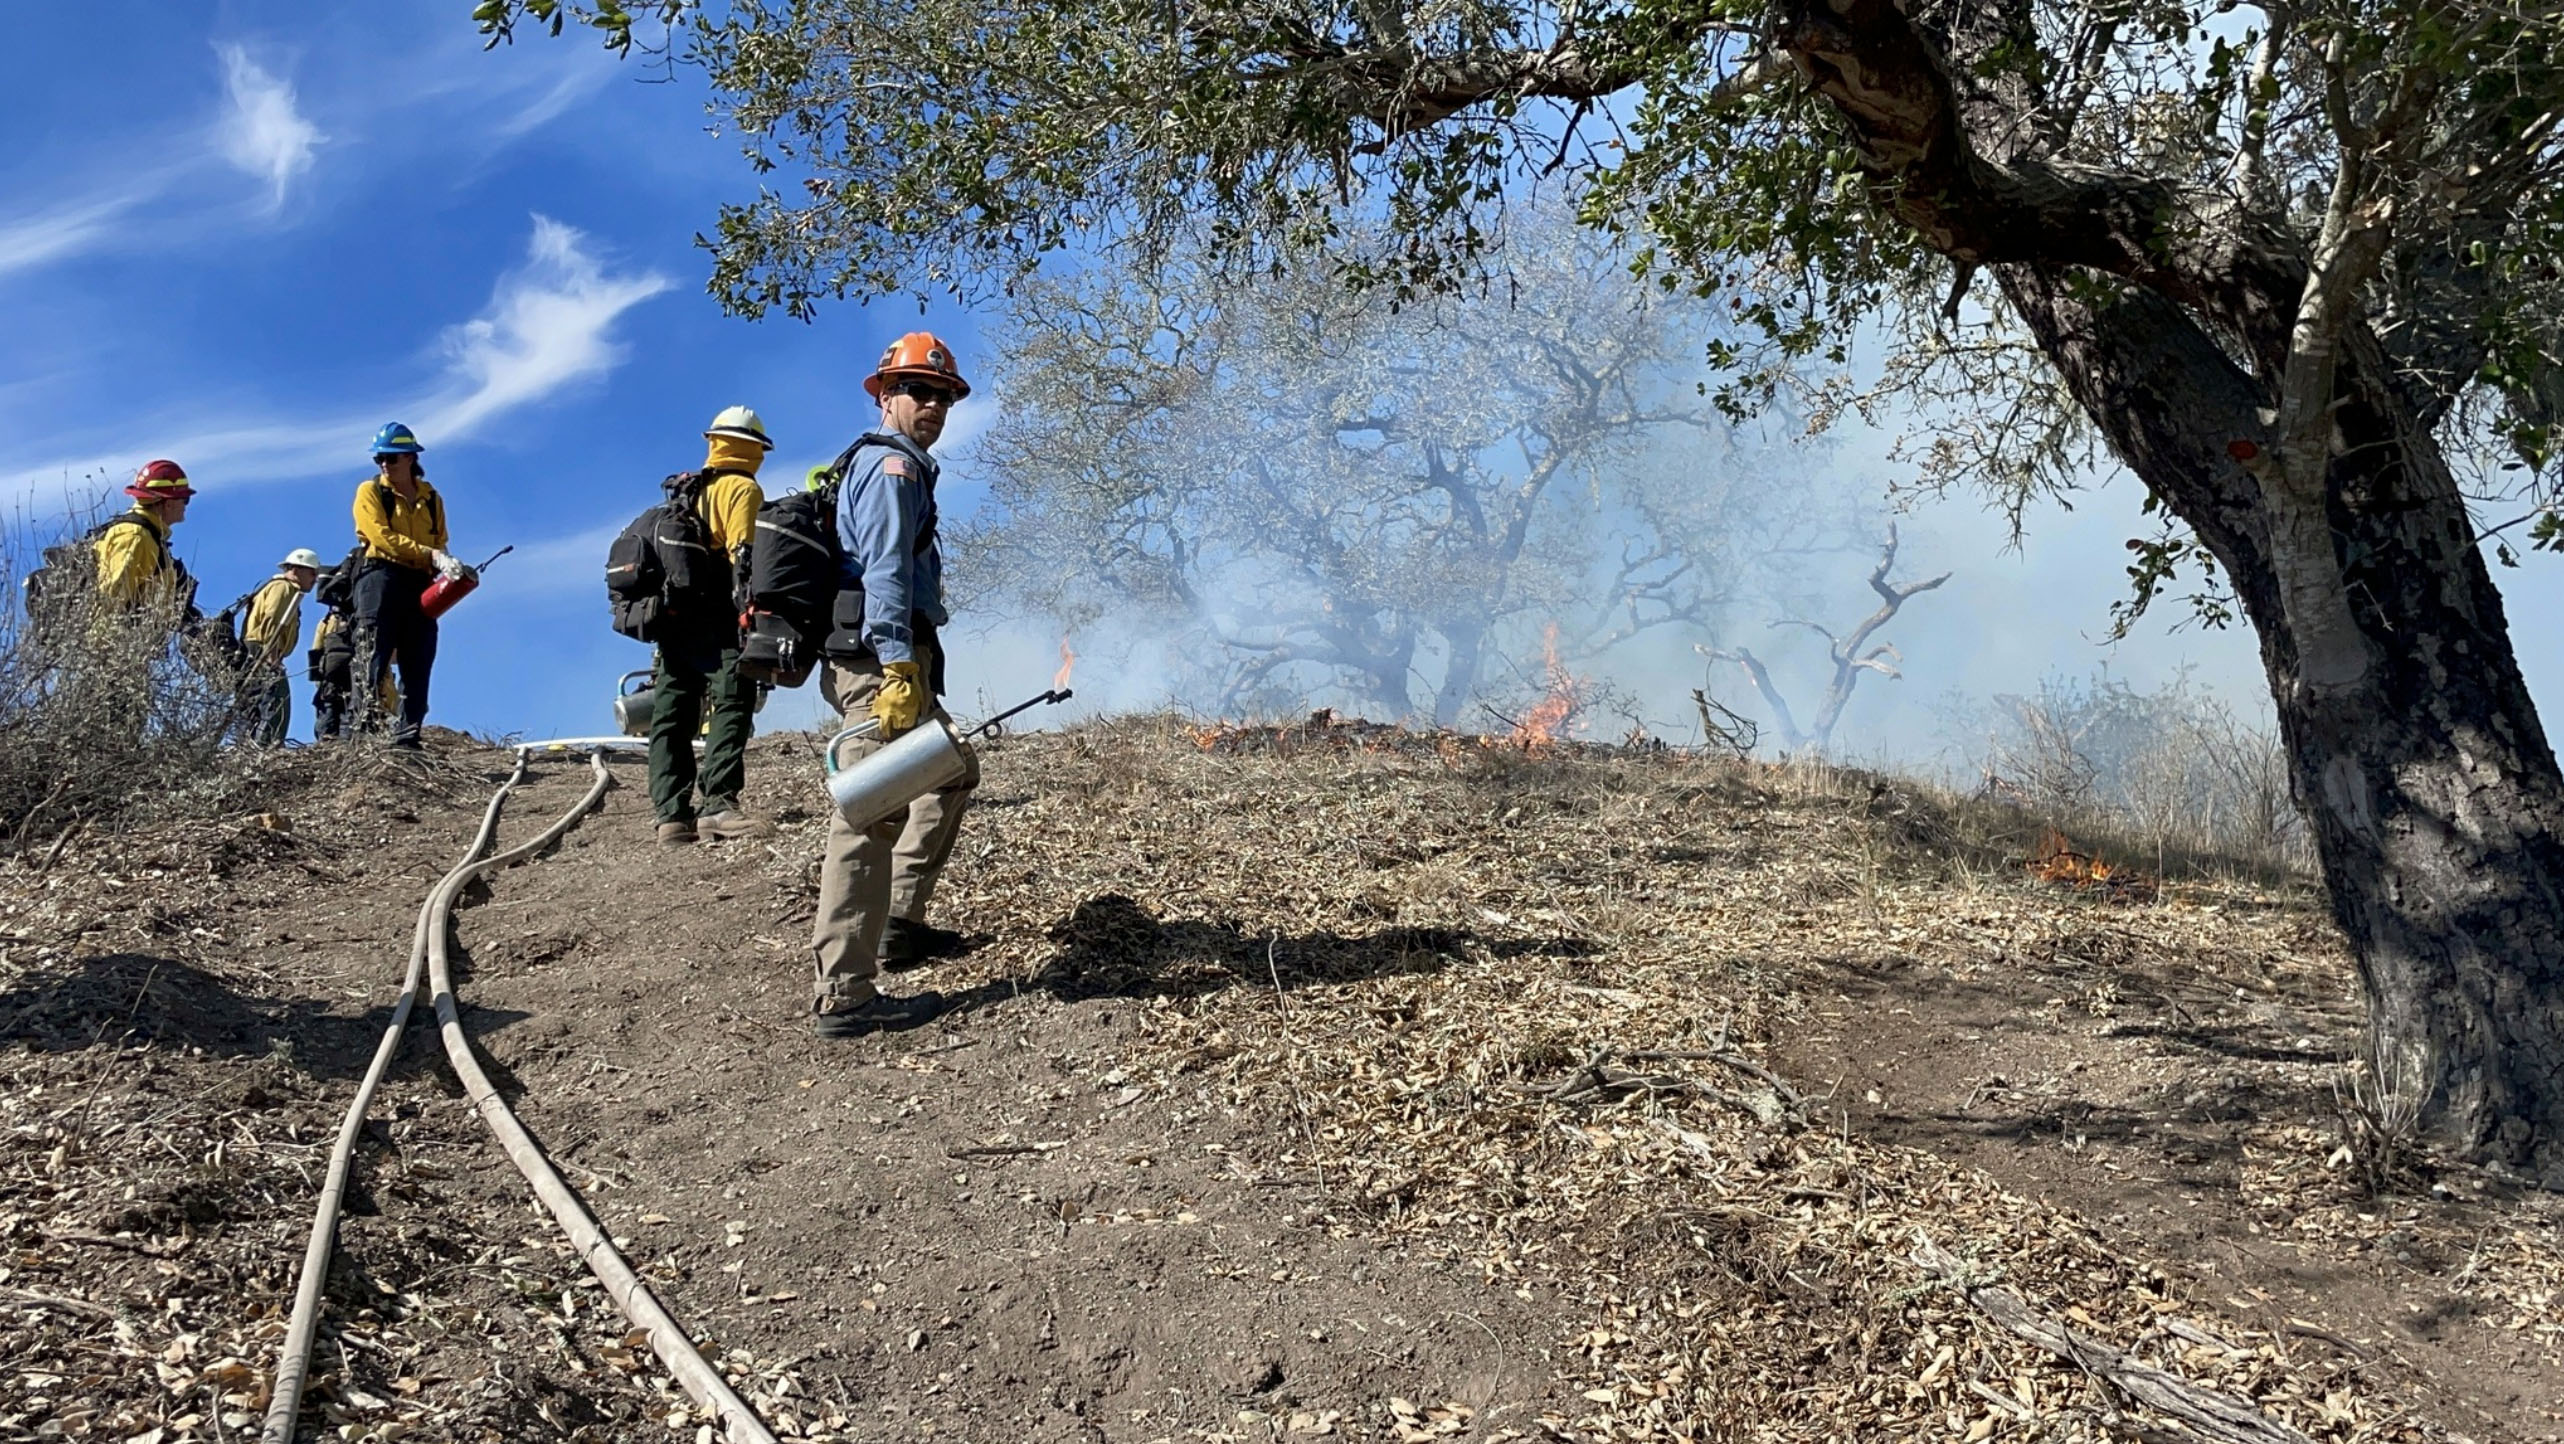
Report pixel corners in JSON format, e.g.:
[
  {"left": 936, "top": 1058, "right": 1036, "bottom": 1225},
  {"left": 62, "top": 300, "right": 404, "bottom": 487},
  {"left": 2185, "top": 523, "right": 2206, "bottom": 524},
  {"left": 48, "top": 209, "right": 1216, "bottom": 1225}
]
[{"left": 882, "top": 455, "right": 913, "bottom": 478}]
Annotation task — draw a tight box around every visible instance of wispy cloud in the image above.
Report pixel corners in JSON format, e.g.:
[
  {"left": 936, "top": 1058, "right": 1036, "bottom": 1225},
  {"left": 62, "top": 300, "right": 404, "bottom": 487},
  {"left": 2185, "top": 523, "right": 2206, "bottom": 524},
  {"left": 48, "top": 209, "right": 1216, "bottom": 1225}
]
[
  {"left": 0, "top": 217, "right": 671, "bottom": 502},
  {"left": 0, "top": 47, "right": 320, "bottom": 280},
  {"left": 415, "top": 216, "right": 673, "bottom": 439},
  {"left": 2, "top": 35, "right": 620, "bottom": 287},
  {"left": 216, "top": 45, "right": 324, "bottom": 209},
  {"left": 0, "top": 179, "right": 171, "bottom": 279},
  {"left": 488, "top": 61, "right": 617, "bottom": 144}
]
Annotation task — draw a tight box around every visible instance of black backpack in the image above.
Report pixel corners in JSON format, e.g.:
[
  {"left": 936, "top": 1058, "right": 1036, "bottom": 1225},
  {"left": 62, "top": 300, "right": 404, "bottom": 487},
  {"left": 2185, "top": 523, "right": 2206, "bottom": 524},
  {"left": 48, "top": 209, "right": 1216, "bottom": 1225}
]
[
  {"left": 21, "top": 513, "right": 166, "bottom": 631},
  {"left": 197, "top": 580, "right": 277, "bottom": 672},
  {"left": 737, "top": 440, "right": 877, "bottom": 686},
  {"left": 745, "top": 469, "right": 850, "bottom": 637},
  {"left": 312, "top": 544, "right": 367, "bottom": 612},
  {"left": 606, "top": 471, "right": 732, "bottom": 643}
]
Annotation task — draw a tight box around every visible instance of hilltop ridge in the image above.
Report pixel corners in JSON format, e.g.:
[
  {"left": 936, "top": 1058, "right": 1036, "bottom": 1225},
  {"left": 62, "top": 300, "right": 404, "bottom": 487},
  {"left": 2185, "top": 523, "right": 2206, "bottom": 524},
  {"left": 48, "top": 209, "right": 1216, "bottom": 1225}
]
[{"left": 1, "top": 720, "right": 2557, "bottom": 1442}]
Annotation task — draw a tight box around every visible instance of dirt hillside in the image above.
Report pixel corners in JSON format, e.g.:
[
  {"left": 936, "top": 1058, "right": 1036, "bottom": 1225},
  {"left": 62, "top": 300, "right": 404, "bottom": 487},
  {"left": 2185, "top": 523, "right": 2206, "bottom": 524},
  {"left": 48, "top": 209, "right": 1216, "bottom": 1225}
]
[{"left": 2, "top": 717, "right": 2558, "bottom": 1443}]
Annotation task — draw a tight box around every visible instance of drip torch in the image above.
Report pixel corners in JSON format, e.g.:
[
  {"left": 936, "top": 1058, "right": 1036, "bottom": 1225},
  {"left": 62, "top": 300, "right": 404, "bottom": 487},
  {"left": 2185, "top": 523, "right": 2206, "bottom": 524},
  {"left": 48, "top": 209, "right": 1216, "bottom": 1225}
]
[
  {"left": 824, "top": 686, "right": 1074, "bottom": 830},
  {"left": 420, "top": 545, "right": 514, "bottom": 621}
]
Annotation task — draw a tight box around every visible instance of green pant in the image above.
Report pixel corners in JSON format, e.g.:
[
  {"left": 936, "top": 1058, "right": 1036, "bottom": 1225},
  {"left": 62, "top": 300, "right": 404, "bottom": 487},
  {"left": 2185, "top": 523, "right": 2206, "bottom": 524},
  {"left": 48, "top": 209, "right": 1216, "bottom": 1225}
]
[
  {"left": 646, "top": 640, "right": 755, "bottom": 823},
  {"left": 254, "top": 670, "right": 291, "bottom": 746}
]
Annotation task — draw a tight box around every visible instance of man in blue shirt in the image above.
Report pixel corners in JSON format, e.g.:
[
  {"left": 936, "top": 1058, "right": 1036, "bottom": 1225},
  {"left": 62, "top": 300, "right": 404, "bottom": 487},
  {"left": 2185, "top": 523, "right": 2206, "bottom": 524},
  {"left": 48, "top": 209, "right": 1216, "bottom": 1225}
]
[{"left": 810, "top": 332, "right": 983, "bottom": 1038}]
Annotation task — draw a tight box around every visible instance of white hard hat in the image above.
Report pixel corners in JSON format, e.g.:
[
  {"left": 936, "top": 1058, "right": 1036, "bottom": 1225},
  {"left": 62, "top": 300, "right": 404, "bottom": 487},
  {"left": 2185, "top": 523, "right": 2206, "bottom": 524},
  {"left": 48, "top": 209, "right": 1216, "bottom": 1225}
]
[
  {"left": 281, "top": 548, "right": 324, "bottom": 570},
  {"left": 704, "top": 405, "right": 773, "bottom": 450}
]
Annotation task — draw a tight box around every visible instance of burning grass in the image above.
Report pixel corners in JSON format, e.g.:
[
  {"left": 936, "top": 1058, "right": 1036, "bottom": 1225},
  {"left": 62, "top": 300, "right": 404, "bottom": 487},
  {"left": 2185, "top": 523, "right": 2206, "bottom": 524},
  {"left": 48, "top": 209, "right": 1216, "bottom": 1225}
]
[
  {"left": 1182, "top": 681, "right": 1626, "bottom": 761},
  {"left": 2026, "top": 827, "right": 2161, "bottom": 904},
  {"left": 1508, "top": 622, "right": 1584, "bottom": 748}
]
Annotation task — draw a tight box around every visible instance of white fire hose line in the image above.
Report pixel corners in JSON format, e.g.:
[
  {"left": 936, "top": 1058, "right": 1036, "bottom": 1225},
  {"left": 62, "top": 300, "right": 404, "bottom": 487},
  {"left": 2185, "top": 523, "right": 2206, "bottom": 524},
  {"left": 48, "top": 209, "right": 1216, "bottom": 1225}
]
[
  {"left": 259, "top": 763, "right": 521, "bottom": 1443},
  {"left": 262, "top": 750, "right": 779, "bottom": 1444}
]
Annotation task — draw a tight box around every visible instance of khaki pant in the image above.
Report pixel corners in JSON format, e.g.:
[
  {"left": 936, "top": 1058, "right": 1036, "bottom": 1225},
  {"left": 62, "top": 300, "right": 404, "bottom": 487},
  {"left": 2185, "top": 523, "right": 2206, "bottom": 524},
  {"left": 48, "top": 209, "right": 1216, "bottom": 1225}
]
[{"left": 810, "top": 653, "right": 978, "bottom": 1006}]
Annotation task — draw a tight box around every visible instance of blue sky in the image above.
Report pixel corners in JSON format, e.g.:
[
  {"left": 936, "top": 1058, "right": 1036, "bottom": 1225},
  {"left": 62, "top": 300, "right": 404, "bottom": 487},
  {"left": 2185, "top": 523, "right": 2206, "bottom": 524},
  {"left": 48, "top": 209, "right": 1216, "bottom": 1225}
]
[
  {"left": 0, "top": 2, "right": 1000, "bottom": 741},
  {"left": 4, "top": 1, "right": 2558, "bottom": 757}
]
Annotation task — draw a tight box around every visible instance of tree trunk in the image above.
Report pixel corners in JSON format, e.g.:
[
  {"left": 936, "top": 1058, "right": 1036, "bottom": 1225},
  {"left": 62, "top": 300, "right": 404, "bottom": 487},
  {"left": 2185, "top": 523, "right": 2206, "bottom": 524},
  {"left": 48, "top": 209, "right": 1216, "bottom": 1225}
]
[
  {"left": 1356, "top": 651, "right": 1418, "bottom": 722},
  {"left": 1431, "top": 625, "right": 1484, "bottom": 729},
  {"left": 2006, "top": 268, "right": 2564, "bottom": 1182}
]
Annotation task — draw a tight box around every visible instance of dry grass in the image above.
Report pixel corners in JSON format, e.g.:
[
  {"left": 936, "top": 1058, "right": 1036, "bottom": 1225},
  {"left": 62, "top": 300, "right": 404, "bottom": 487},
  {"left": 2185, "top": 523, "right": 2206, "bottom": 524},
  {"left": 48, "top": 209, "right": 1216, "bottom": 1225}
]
[
  {"left": 863, "top": 715, "right": 2558, "bottom": 1442},
  {"left": 1961, "top": 671, "right": 2313, "bottom": 879},
  {"left": 6, "top": 714, "right": 2557, "bottom": 1442},
  {"left": 0, "top": 741, "right": 637, "bottom": 1444},
  {"left": 1, "top": 507, "right": 278, "bottom": 850}
]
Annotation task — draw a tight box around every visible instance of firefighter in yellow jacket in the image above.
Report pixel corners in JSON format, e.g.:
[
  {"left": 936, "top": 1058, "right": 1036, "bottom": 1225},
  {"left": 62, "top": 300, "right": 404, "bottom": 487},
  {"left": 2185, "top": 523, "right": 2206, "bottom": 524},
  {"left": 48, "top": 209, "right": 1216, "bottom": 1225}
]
[
  {"left": 59, "top": 460, "right": 201, "bottom": 741},
  {"left": 240, "top": 549, "right": 320, "bottom": 745},
  {"left": 350, "top": 423, "right": 465, "bottom": 750},
  {"left": 92, "top": 460, "right": 198, "bottom": 615},
  {"left": 648, "top": 407, "right": 775, "bottom": 845}
]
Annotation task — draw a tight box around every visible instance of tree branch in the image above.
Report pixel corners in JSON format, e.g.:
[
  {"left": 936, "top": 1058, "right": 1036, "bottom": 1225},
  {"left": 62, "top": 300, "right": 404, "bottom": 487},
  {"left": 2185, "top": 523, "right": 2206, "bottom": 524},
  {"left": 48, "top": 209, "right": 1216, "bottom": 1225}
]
[
  {"left": 1770, "top": 0, "right": 2306, "bottom": 372},
  {"left": 1699, "top": 644, "right": 1808, "bottom": 753}
]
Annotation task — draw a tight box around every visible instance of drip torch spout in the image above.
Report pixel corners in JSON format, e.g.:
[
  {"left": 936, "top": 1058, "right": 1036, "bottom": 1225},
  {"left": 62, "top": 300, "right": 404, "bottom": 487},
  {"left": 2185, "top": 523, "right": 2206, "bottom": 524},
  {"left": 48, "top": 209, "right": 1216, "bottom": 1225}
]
[{"left": 968, "top": 686, "right": 1073, "bottom": 740}]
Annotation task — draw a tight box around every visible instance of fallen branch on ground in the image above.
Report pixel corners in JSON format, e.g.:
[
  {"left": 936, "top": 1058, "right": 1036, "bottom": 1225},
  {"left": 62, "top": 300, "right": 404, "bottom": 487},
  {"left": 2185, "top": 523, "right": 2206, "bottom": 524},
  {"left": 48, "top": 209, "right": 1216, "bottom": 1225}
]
[
  {"left": 1538, "top": 1046, "right": 1807, "bottom": 1127},
  {"left": 945, "top": 1142, "right": 1063, "bottom": 1160},
  {"left": 2, "top": 1286, "right": 116, "bottom": 1320},
  {"left": 1909, "top": 1233, "right": 2314, "bottom": 1444}
]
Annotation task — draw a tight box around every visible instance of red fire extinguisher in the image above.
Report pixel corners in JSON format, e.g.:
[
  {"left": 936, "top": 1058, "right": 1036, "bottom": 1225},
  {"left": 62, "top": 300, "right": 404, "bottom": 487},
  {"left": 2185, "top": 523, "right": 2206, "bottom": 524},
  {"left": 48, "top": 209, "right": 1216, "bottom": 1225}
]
[{"left": 420, "top": 545, "right": 512, "bottom": 621}]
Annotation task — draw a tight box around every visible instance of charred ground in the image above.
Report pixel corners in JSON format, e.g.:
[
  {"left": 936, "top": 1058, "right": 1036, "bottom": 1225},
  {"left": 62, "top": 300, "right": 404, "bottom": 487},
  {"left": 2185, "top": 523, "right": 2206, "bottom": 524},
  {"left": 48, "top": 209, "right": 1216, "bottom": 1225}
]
[{"left": 0, "top": 718, "right": 2557, "bottom": 1442}]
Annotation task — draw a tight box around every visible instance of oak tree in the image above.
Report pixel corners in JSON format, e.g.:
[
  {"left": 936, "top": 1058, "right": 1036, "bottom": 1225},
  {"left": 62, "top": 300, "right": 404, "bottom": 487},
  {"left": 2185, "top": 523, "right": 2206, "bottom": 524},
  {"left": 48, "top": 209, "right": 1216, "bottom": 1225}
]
[
  {"left": 958, "top": 212, "right": 1838, "bottom": 724},
  {"left": 1703, "top": 523, "right": 1948, "bottom": 756}
]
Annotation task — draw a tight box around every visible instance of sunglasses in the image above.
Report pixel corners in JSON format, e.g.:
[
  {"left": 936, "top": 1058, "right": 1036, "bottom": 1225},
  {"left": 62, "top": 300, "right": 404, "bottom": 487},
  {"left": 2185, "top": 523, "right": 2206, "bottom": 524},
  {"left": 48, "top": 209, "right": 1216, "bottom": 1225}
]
[{"left": 890, "top": 379, "right": 960, "bottom": 407}]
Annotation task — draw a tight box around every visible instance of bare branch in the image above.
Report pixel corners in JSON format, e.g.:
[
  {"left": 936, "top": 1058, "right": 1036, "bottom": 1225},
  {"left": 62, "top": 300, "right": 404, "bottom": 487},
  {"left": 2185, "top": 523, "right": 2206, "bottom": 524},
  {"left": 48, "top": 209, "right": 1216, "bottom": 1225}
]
[{"left": 1696, "top": 643, "right": 1808, "bottom": 754}]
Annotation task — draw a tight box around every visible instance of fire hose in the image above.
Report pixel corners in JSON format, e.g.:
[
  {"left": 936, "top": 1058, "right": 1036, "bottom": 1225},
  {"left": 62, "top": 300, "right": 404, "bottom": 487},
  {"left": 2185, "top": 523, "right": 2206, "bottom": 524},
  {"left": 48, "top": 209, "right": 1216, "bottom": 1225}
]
[
  {"left": 264, "top": 687, "right": 1081, "bottom": 1439},
  {"left": 261, "top": 749, "right": 778, "bottom": 1444}
]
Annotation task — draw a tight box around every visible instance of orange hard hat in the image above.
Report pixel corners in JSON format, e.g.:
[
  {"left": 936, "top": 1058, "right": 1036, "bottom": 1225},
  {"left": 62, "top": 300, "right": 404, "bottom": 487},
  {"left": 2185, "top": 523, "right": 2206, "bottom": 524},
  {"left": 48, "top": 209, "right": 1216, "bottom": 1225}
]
[{"left": 864, "top": 331, "right": 971, "bottom": 401}]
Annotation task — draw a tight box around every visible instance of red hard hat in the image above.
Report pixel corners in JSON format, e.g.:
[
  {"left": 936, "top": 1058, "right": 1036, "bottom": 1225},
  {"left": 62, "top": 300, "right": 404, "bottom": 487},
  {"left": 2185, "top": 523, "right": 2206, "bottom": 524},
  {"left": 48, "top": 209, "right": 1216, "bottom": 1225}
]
[
  {"left": 864, "top": 332, "right": 971, "bottom": 401},
  {"left": 126, "top": 459, "right": 196, "bottom": 501}
]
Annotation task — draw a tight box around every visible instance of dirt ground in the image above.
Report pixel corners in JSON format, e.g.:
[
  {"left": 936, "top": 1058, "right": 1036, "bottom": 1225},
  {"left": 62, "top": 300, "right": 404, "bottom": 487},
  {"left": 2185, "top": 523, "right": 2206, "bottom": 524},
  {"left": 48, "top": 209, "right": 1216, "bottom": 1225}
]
[
  {"left": 2, "top": 718, "right": 2558, "bottom": 1443},
  {"left": 1773, "top": 903, "right": 2564, "bottom": 1439}
]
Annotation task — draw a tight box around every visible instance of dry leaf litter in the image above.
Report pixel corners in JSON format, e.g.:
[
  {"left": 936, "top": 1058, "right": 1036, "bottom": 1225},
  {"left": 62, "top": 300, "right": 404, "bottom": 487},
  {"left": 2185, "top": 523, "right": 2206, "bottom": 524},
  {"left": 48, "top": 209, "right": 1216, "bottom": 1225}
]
[{"left": 0, "top": 718, "right": 2554, "bottom": 1442}]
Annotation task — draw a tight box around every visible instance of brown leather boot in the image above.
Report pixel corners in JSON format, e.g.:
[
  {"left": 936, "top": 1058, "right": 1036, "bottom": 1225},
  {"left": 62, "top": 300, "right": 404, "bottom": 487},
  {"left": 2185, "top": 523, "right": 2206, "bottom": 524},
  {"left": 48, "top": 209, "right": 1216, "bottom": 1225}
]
[{"left": 700, "top": 808, "right": 775, "bottom": 840}]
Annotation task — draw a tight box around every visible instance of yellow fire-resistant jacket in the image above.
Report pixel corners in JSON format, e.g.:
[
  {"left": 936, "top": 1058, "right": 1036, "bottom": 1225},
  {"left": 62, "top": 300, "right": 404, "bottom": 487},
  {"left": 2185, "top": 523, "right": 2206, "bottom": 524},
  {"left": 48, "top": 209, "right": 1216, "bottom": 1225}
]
[
  {"left": 698, "top": 435, "right": 767, "bottom": 562},
  {"left": 243, "top": 573, "right": 303, "bottom": 665},
  {"left": 353, "top": 475, "right": 449, "bottom": 571},
  {"left": 92, "top": 507, "right": 175, "bottom": 608}
]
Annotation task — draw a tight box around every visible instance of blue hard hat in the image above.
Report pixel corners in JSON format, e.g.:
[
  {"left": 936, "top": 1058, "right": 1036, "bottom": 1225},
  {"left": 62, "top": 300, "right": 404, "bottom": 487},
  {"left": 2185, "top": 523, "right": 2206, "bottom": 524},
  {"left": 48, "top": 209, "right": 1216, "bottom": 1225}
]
[{"left": 372, "top": 422, "right": 423, "bottom": 456}]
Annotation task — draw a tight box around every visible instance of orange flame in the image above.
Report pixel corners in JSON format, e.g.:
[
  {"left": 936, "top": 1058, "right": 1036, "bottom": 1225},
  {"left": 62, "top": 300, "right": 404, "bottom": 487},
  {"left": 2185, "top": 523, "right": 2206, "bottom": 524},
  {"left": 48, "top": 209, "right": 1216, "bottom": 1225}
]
[
  {"left": 1055, "top": 635, "right": 1076, "bottom": 691},
  {"left": 1510, "top": 623, "right": 1583, "bottom": 749},
  {"left": 2026, "top": 828, "right": 2157, "bottom": 901}
]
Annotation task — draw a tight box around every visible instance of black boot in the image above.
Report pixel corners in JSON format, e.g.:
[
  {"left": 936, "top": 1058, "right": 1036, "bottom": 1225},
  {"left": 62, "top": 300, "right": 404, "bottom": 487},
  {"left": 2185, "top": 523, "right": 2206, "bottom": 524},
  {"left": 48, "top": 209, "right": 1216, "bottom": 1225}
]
[
  {"left": 879, "top": 917, "right": 969, "bottom": 971},
  {"left": 813, "top": 990, "right": 946, "bottom": 1039}
]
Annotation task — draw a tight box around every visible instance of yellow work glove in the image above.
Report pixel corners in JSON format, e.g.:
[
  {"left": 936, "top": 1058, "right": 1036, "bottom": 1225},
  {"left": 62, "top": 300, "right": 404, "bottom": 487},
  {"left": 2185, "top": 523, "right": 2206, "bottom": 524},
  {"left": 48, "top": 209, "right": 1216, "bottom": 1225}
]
[{"left": 870, "top": 661, "right": 925, "bottom": 738}]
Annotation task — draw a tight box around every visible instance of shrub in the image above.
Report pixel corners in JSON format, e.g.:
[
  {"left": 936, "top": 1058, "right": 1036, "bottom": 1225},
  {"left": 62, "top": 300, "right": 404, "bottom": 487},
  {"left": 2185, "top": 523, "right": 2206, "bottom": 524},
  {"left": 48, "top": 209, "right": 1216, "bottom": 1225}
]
[
  {"left": 1, "top": 502, "right": 265, "bottom": 848},
  {"left": 1961, "top": 670, "right": 2312, "bottom": 874}
]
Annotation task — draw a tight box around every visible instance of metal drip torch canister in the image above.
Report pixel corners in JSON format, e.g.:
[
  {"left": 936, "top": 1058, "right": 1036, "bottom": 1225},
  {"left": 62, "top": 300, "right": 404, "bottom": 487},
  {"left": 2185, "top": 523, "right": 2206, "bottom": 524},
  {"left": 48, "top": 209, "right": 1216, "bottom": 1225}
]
[
  {"left": 613, "top": 670, "right": 656, "bottom": 738},
  {"left": 821, "top": 685, "right": 1072, "bottom": 831},
  {"left": 824, "top": 718, "right": 971, "bottom": 831}
]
